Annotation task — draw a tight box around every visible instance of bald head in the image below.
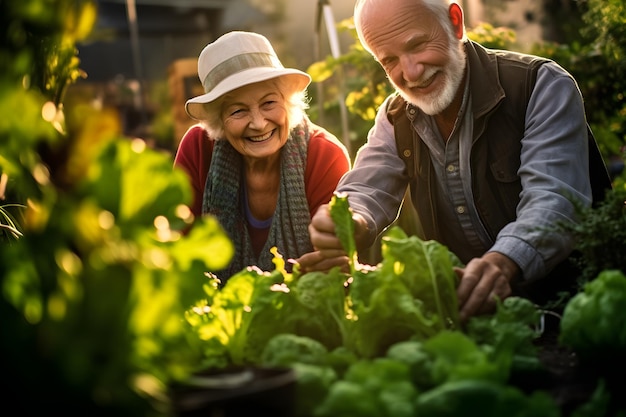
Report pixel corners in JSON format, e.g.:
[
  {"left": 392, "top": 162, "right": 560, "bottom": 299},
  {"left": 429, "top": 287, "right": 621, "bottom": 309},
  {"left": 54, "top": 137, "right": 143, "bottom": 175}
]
[
  {"left": 353, "top": 0, "right": 467, "bottom": 115},
  {"left": 354, "top": 0, "right": 463, "bottom": 55}
]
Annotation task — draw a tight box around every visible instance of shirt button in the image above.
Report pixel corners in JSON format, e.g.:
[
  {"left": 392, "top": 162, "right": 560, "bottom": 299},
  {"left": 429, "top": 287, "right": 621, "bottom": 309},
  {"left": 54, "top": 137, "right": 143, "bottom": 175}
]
[
  {"left": 446, "top": 164, "right": 456, "bottom": 173},
  {"left": 456, "top": 205, "right": 466, "bottom": 214}
]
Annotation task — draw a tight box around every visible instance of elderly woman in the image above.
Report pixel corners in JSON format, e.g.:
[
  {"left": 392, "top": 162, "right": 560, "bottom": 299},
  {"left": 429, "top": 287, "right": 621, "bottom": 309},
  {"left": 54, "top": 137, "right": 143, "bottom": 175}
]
[{"left": 174, "top": 31, "right": 351, "bottom": 282}]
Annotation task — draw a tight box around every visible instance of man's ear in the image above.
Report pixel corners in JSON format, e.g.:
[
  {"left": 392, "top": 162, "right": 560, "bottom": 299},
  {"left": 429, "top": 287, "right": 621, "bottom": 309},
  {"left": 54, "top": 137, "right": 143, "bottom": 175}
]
[{"left": 449, "top": 3, "right": 465, "bottom": 39}]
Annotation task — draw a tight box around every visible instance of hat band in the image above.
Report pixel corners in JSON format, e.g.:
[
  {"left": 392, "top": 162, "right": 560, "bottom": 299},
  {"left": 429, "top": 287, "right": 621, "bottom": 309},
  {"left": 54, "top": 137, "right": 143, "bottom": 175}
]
[{"left": 202, "top": 52, "right": 283, "bottom": 93}]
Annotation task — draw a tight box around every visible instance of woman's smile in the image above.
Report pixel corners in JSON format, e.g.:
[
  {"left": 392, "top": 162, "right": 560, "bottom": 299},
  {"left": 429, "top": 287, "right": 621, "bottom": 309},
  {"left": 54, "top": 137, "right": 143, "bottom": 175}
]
[{"left": 247, "top": 129, "right": 275, "bottom": 143}]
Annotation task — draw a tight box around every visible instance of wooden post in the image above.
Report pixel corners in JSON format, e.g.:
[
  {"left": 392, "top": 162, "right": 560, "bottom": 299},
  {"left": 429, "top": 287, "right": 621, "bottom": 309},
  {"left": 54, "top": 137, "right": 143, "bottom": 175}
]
[{"left": 168, "top": 58, "right": 203, "bottom": 145}]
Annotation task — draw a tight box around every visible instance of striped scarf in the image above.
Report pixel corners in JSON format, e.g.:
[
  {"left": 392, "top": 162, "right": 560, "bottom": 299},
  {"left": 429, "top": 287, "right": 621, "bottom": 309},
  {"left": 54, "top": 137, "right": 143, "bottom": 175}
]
[{"left": 202, "top": 120, "right": 313, "bottom": 282}]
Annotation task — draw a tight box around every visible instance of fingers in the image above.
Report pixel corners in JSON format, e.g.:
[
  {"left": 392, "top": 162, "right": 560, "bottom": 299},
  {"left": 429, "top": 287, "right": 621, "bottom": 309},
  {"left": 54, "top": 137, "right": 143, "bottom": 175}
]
[
  {"left": 298, "top": 204, "right": 352, "bottom": 274},
  {"left": 456, "top": 257, "right": 513, "bottom": 323},
  {"left": 308, "top": 205, "right": 343, "bottom": 250},
  {"left": 307, "top": 256, "right": 350, "bottom": 273},
  {"left": 311, "top": 231, "right": 344, "bottom": 251},
  {"left": 294, "top": 251, "right": 349, "bottom": 273}
]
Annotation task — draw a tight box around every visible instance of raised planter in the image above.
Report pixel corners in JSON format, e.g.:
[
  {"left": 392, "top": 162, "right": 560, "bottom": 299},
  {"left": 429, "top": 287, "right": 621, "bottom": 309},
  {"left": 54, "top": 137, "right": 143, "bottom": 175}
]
[{"left": 169, "top": 366, "right": 297, "bottom": 417}]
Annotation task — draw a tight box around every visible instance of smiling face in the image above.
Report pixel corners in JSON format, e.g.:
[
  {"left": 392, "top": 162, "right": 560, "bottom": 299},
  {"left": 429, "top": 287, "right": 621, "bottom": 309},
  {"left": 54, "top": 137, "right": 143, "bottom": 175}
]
[
  {"left": 220, "top": 80, "right": 290, "bottom": 160},
  {"left": 356, "top": 0, "right": 467, "bottom": 115}
]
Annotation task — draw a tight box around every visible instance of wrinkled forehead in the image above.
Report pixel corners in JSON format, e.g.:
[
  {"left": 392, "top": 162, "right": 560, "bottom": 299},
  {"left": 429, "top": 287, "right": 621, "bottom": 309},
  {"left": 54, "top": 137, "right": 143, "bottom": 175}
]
[
  {"left": 354, "top": 0, "right": 394, "bottom": 26},
  {"left": 355, "top": 0, "right": 437, "bottom": 51},
  {"left": 356, "top": 0, "right": 445, "bottom": 27}
]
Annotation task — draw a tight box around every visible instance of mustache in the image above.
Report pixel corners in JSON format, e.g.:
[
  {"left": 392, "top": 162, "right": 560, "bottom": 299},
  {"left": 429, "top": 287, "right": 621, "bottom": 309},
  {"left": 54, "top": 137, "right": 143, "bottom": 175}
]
[{"left": 404, "top": 67, "right": 440, "bottom": 88}]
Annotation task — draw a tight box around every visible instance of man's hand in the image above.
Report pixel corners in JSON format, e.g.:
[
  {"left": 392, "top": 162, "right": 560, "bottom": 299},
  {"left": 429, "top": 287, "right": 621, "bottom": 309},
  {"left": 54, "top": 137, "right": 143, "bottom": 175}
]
[
  {"left": 454, "top": 251, "right": 520, "bottom": 323},
  {"left": 296, "top": 204, "right": 347, "bottom": 271},
  {"left": 296, "top": 204, "right": 369, "bottom": 273}
]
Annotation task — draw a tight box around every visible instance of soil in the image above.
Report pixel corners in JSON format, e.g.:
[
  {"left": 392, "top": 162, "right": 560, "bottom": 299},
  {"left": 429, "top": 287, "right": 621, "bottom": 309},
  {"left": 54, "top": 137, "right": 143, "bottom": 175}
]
[
  {"left": 532, "top": 327, "right": 597, "bottom": 415},
  {"left": 514, "top": 312, "right": 624, "bottom": 417}
]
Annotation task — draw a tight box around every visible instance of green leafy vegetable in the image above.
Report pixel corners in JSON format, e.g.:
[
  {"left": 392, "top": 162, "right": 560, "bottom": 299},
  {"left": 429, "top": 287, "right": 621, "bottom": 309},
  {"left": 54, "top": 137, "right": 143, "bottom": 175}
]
[
  {"left": 415, "top": 379, "right": 560, "bottom": 417},
  {"left": 559, "top": 269, "right": 626, "bottom": 360},
  {"left": 466, "top": 297, "right": 543, "bottom": 376},
  {"left": 184, "top": 267, "right": 297, "bottom": 367},
  {"left": 345, "top": 227, "right": 461, "bottom": 357},
  {"left": 261, "top": 334, "right": 329, "bottom": 367},
  {"left": 386, "top": 341, "right": 435, "bottom": 389},
  {"left": 422, "top": 330, "right": 509, "bottom": 385},
  {"left": 292, "top": 268, "right": 349, "bottom": 349},
  {"left": 185, "top": 196, "right": 544, "bottom": 416},
  {"left": 291, "top": 362, "right": 339, "bottom": 417},
  {"left": 329, "top": 192, "right": 358, "bottom": 273},
  {"left": 314, "top": 358, "right": 418, "bottom": 417}
]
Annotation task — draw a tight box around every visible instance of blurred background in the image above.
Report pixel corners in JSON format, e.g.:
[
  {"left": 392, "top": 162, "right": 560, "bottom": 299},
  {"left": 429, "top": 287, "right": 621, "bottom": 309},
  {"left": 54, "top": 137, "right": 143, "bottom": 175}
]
[
  {"left": 69, "top": 0, "right": 356, "bottom": 152},
  {"left": 69, "top": 0, "right": 607, "bottom": 157}
]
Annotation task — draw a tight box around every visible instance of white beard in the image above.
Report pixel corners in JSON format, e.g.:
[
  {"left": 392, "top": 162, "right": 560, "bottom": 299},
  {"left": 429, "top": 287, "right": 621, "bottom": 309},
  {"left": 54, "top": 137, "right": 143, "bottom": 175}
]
[{"left": 393, "top": 38, "right": 467, "bottom": 116}]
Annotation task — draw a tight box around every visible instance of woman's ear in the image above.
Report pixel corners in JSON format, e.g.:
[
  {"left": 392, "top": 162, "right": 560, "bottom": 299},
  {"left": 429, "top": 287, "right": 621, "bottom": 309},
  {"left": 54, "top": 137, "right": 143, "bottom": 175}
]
[{"left": 448, "top": 3, "right": 465, "bottom": 39}]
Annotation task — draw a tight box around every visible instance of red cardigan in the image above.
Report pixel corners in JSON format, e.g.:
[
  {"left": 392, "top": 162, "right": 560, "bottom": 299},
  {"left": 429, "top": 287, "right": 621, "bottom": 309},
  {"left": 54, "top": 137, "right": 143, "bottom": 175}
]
[{"left": 174, "top": 123, "right": 351, "bottom": 221}]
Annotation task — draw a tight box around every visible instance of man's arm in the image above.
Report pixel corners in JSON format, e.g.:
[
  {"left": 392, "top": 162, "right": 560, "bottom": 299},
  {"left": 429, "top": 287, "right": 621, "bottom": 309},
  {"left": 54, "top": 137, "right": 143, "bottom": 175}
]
[{"left": 490, "top": 63, "right": 593, "bottom": 282}]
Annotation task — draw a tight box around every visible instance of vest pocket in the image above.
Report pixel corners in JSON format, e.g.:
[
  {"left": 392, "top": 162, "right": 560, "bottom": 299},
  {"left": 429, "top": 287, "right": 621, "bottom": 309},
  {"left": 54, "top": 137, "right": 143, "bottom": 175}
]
[{"left": 489, "top": 155, "right": 519, "bottom": 183}]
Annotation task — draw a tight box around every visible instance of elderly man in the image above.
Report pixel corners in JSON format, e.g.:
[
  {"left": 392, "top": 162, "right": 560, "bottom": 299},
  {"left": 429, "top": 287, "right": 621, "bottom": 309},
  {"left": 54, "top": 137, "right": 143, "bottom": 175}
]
[{"left": 298, "top": 0, "right": 610, "bottom": 322}]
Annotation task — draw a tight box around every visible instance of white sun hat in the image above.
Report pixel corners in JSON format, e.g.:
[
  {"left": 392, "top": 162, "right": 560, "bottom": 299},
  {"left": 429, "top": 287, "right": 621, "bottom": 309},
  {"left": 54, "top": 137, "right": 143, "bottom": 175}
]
[{"left": 185, "top": 31, "right": 312, "bottom": 120}]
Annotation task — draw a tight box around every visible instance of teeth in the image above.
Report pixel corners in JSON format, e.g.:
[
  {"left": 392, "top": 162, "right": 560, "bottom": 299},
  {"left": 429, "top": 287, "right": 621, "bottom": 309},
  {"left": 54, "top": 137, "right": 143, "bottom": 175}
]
[
  {"left": 249, "top": 131, "right": 273, "bottom": 142},
  {"left": 407, "top": 70, "right": 437, "bottom": 88}
]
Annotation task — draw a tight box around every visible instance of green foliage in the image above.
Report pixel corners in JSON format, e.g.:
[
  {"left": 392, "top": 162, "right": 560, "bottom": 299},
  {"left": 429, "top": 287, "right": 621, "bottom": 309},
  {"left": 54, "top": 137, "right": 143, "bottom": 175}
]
[
  {"left": 347, "top": 227, "right": 461, "bottom": 358},
  {"left": 0, "top": 0, "right": 96, "bottom": 210},
  {"left": 556, "top": 184, "right": 626, "bottom": 283},
  {"left": 0, "top": 0, "right": 96, "bottom": 105},
  {"left": 415, "top": 379, "right": 560, "bottom": 417},
  {"left": 464, "top": 297, "right": 543, "bottom": 376},
  {"left": 262, "top": 334, "right": 330, "bottom": 367},
  {"left": 314, "top": 358, "right": 418, "bottom": 417},
  {"left": 182, "top": 195, "right": 562, "bottom": 417},
  {"left": 580, "top": 0, "right": 626, "bottom": 62},
  {"left": 530, "top": 0, "right": 626, "bottom": 159},
  {"left": 559, "top": 269, "right": 626, "bottom": 413},
  {"left": 467, "top": 297, "right": 542, "bottom": 355},
  {"left": 290, "top": 362, "right": 339, "bottom": 417},
  {"left": 559, "top": 269, "right": 626, "bottom": 359},
  {"left": 2, "top": 1, "right": 624, "bottom": 415},
  {"left": 1, "top": 137, "right": 237, "bottom": 411},
  {"left": 466, "top": 22, "right": 517, "bottom": 49},
  {"left": 1, "top": 1, "right": 239, "bottom": 415},
  {"left": 329, "top": 191, "right": 358, "bottom": 270},
  {"left": 427, "top": 330, "right": 513, "bottom": 385},
  {"left": 185, "top": 224, "right": 461, "bottom": 365},
  {"left": 306, "top": 17, "right": 394, "bottom": 154},
  {"left": 0, "top": 203, "right": 25, "bottom": 242},
  {"left": 292, "top": 268, "right": 351, "bottom": 349}
]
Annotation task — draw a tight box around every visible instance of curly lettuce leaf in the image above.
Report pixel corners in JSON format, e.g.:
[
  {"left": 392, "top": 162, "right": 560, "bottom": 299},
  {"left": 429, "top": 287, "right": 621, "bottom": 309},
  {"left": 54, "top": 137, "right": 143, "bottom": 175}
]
[
  {"left": 292, "top": 268, "right": 350, "bottom": 350},
  {"left": 185, "top": 266, "right": 300, "bottom": 366},
  {"left": 559, "top": 269, "right": 626, "bottom": 360},
  {"left": 379, "top": 227, "right": 460, "bottom": 330}
]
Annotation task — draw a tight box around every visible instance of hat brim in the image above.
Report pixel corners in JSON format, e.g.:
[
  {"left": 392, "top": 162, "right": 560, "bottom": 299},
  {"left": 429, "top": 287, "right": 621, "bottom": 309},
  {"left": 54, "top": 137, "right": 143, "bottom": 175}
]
[{"left": 185, "top": 68, "right": 311, "bottom": 120}]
